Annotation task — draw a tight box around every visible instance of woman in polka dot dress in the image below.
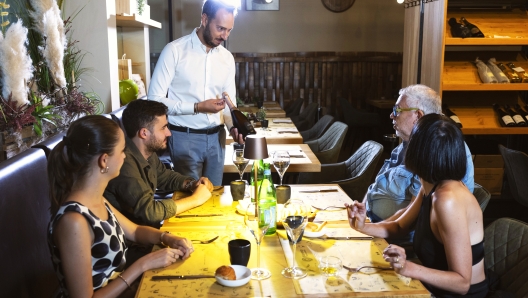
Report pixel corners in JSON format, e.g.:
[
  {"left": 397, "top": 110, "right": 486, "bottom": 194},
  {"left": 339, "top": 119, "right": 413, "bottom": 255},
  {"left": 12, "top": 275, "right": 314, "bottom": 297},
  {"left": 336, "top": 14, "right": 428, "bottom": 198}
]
[{"left": 47, "top": 115, "right": 195, "bottom": 297}]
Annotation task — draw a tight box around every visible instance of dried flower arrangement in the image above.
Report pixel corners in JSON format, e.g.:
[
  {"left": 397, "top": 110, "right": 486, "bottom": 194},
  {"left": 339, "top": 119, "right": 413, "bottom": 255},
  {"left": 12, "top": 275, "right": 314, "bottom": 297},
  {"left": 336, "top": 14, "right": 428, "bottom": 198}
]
[{"left": 0, "top": 0, "right": 102, "bottom": 159}]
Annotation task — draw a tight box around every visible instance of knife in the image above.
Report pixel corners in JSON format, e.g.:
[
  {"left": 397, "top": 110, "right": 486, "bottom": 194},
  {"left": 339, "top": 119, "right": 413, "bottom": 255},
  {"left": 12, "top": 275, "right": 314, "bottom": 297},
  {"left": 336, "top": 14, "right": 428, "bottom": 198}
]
[
  {"left": 319, "top": 236, "right": 373, "bottom": 240},
  {"left": 278, "top": 131, "right": 298, "bottom": 134},
  {"left": 299, "top": 189, "right": 338, "bottom": 193},
  {"left": 151, "top": 275, "right": 215, "bottom": 280},
  {"left": 174, "top": 214, "right": 223, "bottom": 218}
]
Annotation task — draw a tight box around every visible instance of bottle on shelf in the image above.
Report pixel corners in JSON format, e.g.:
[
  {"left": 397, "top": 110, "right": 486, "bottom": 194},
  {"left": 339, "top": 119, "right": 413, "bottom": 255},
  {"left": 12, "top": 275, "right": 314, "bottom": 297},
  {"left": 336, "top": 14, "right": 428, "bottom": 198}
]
[
  {"left": 442, "top": 104, "right": 463, "bottom": 128},
  {"left": 222, "top": 92, "right": 257, "bottom": 139},
  {"left": 448, "top": 18, "right": 471, "bottom": 38},
  {"left": 460, "top": 17, "right": 484, "bottom": 37},
  {"left": 474, "top": 58, "right": 497, "bottom": 84},
  {"left": 506, "top": 62, "right": 528, "bottom": 83},
  {"left": 258, "top": 162, "right": 277, "bottom": 235},
  {"left": 249, "top": 159, "right": 264, "bottom": 203},
  {"left": 487, "top": 58, "right": 510, "bottom": 83},
  {"left": 496, "top": 62, "right": 522, "bottom": 83},
  {"left": 492, "top": 103, "right": 516, "bottom": 127},
  {"left": 505, "top": 104, "right": 527, "bottom": 126},
  {"left": 516, "top": 104, "right": 528, "bottom": 122}
]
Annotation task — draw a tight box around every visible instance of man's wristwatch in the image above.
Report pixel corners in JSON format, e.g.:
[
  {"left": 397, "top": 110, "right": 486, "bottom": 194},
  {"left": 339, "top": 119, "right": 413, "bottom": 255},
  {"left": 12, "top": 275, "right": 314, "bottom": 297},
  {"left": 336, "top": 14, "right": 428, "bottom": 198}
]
[{"left": 184, "top": 179, "right": 196, "bottom": 192}]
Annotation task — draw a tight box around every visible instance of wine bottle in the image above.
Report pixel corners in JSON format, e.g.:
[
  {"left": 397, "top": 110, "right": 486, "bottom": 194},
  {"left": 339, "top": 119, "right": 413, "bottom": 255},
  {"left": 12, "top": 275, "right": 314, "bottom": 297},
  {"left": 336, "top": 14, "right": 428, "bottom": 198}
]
[
  {"left": 460, "top": 17, "right": 484, "bottom": 37},
  {"left": 222, "top": 92, "right": 256, "bottom": 139},
  {"left": 474, "top": 58, "right": 497, "bottom": 83},
  {"left": 258, "top": 163, "right": 277, "bottom": 235},
  {"left": 442, "top": 104, "right": 463, "bottom": 128},
  {"left": 516, "top": 104, "right": 528, "bottom": 122},
  {"left": 505, "top": 104, "right": 527, "bottom": 126},
  {"left": 496, "top": 63, "right": 522, "bottom": 83},
  {"left": 506, "top": 62, "right": 528, "bottom": 83},
  {"left": 493, "top": 103, "right": 516, "bottom": 127},
  {"left": 448, "top": 18, "right": 471, "bottom": 38},
  {"left": 487, "top": 58, "right": 510, "bottom": 83}
]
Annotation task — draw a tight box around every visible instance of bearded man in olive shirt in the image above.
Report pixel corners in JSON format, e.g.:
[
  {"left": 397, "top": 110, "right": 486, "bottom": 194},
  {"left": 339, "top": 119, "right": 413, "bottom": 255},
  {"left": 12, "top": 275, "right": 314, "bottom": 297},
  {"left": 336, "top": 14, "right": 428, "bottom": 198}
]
[{"left": 104, "top": 100, "right": 213, "bottom": 229}]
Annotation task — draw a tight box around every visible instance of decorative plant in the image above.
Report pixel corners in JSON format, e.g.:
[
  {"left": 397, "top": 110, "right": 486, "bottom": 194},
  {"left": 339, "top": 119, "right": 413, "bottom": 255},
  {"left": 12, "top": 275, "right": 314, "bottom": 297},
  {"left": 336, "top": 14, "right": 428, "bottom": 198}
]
[
  {"left": 256, "top": 107, "right": 266, "bottom": 120},
  {"left": 0, "top": 0, "right": 102, "bottom": 137},
  {"left": 137, "top": 0, "right": 144, "bottom": 15}
]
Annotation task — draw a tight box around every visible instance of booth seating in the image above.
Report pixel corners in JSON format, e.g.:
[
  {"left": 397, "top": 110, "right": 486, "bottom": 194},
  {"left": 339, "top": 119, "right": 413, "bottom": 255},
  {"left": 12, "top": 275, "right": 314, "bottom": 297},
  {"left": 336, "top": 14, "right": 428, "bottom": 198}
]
[{"left": 0, "top": 148, "right": 58, "bottom": 297}]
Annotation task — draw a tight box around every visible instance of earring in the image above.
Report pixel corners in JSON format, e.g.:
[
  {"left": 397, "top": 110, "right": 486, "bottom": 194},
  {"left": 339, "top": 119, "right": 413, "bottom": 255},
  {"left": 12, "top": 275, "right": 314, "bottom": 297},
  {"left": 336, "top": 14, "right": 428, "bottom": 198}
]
[{"left": 100, "top": 166, "right": 109, "bottom": 174}]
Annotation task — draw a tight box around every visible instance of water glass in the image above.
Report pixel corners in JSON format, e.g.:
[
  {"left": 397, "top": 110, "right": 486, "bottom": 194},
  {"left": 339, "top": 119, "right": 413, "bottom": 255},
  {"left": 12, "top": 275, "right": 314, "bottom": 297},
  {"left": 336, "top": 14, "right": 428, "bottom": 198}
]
[{"left": 318, "top": 256, "right": 342, "bottom": 277}]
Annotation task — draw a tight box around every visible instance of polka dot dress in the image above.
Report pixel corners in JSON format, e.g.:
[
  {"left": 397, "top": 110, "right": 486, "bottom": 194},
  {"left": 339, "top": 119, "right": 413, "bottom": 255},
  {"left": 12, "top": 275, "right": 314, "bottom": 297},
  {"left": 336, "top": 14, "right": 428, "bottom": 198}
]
[{"left": 48, "top": 202, "right": 127, "bottom": 296}]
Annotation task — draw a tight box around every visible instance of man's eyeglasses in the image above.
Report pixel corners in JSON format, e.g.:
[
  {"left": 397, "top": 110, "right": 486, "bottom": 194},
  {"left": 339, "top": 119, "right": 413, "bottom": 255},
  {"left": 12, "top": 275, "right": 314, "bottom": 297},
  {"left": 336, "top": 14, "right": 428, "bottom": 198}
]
[{"left": 392, "top": 106, "right": 420, "bottom": 117}]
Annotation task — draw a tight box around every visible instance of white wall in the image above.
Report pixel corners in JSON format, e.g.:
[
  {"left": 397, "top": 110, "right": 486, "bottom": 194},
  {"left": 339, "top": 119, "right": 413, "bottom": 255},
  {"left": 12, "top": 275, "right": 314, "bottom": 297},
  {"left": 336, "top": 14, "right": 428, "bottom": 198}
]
[
  {"left": 62, "top": 0, "right": 120, "bottom": 113},
  {"left": 150, "top": 0, "right": 405, "bottom": 53}
]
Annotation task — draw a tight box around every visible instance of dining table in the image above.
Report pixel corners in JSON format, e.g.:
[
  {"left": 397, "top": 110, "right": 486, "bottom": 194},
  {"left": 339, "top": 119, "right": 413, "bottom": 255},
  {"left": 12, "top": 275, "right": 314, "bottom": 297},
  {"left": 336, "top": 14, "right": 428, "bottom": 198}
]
[
  {"left": 239, "top": 106, "right": 286, "bottom": 118},
  {"left": 225, "top": 125, "right": 303, "bottom": 145},
  {"left": 224, "top": 144, "right": 321, "bottom": 173},
  {"left": 135, "top": 185, "right": 431, "bottom": 298}
]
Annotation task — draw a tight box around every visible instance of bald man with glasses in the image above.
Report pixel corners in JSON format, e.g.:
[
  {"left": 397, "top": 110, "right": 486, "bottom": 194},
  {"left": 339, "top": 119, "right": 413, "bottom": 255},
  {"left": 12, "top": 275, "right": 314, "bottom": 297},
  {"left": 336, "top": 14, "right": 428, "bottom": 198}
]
[{"left": 363, "top": 85, "right": 474, "bottom": 232}]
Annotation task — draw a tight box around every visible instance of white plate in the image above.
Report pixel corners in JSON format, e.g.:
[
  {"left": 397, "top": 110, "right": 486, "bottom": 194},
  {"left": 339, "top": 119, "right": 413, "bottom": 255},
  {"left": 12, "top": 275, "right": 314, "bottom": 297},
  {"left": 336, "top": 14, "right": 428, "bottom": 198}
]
[
  {"left": 303, "top": 228, "right": 326, "bottom": 238},
  {"left": 215, "top": 265, "right": 251, "bottom": 287}
]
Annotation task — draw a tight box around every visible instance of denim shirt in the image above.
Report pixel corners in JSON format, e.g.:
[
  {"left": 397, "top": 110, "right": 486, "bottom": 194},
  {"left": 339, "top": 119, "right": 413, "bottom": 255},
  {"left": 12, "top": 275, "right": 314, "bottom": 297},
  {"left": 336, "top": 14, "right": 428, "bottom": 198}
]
[{"left": 366, "top": 141, "right": 474, "bottom": 222}]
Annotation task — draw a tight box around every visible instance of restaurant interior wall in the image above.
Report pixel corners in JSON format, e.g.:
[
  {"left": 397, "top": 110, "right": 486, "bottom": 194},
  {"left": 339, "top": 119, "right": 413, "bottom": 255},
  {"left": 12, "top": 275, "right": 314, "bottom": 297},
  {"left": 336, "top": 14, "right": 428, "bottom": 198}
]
[{"left": 149, "top": 0, "right": 405, "bottom": 53}]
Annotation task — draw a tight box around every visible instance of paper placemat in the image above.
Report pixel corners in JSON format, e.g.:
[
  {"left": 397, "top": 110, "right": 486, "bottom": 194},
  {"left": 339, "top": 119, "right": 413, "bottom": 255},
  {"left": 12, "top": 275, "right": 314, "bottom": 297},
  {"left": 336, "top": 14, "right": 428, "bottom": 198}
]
[{"left": 277, "top": 235, "right": 419, "bottom": 295}]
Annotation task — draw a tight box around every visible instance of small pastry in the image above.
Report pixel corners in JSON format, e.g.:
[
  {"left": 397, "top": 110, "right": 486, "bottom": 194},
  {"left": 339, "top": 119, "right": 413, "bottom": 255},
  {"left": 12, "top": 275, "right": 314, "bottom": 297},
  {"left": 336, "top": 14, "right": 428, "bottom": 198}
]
[{"left": 215, "top": 265, "right": 236, "bottom": 280}]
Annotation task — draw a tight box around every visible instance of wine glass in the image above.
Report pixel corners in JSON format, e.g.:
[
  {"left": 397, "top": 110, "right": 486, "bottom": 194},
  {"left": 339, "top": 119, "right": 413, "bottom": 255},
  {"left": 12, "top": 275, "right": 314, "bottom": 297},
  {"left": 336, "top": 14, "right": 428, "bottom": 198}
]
[
  {"left": 232, "top": 149, "right": 249, "bottom": 182},
  {"left": 281, "top": 199, "right": 309, "bottom": 279},
  {"left": 272, "top": 151, "right": 290, "bottom": 185},
  {"left": 245, "top": 202, "right": 272, "bottom": 280}
]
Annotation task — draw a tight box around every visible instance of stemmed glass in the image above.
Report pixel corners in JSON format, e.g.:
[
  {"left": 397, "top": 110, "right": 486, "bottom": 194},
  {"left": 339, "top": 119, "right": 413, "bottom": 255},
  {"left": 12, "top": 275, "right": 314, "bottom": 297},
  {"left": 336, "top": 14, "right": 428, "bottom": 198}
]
[
  {"left": 281, "top": 199, "right": 309, "bottom": 279},
  {"left": 273, "top": 151, "right": 290, "bottom": 185},
  {"left": 232, "top": 149, "right": 249, "bottom": 182},
  {"left": 245, "top": 202, "right": 272, "bottom": 280}
]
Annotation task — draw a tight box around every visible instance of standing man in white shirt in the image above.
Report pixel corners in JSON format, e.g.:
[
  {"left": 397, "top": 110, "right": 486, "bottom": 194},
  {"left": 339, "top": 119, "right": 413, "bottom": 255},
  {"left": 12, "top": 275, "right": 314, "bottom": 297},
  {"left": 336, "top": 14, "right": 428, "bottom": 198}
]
[{"left": 148, "top": 0, "right": 242, "bottom": 186}]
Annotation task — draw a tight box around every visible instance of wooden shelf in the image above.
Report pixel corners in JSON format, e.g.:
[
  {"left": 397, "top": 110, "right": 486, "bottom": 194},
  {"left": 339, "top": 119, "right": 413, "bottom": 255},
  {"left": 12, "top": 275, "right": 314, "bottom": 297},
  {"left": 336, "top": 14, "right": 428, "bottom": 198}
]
[
  {"left": 443, "top": 59, "right": 528, "bottom": 91},
  {"left": 445, "top": 9, "right": 528, "bottom": 46},
  {"left": 116, "top": 15, "right": 161, "bottom": 29},
  {"left": 452, "top": 107, "right": 528, "bottom": 135}
]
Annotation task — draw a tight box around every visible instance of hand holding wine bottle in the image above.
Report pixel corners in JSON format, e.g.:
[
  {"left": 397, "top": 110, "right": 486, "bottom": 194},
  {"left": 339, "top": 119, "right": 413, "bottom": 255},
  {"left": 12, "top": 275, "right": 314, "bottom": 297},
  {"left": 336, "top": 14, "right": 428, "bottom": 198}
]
[{"left": 223, "top": 92, "right": 256, "bottom": 142}]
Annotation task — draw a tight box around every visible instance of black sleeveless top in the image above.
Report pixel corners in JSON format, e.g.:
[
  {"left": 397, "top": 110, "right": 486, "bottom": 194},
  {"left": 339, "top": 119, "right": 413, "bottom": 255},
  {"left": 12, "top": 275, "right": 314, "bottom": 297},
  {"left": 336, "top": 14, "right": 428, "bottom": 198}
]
[{"left": 413, "top": 184, "right": 488, "bottom": 298}]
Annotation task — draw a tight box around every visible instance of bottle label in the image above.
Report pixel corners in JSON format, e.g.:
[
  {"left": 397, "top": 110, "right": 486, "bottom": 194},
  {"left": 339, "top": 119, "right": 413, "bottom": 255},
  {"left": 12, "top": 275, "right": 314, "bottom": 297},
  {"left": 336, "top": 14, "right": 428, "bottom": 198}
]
[
  {"left": 264, "top": 169, "right": 271, "bottom": 175},
  {"left": 513, "top": 115, "right": 525, "bottom": 124},
  {"left": 502, "top": 115, "right": 515, "bottom": 125},
  {"left": 512, "top": 66, "right": 526, "bottom": 73},
  {"left": 450, "top": 115, "right": 461, "bottom": 124}
]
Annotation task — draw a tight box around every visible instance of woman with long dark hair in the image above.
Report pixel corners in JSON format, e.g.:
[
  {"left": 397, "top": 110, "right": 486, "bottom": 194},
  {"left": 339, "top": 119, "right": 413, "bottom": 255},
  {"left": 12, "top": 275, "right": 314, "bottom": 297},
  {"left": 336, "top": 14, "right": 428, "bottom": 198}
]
[
  {"left": 47, "top": 115, "right": 194, "bottom": 297},
  {"left": 346, "top": 114, "right": 487, "bottom": 297}
]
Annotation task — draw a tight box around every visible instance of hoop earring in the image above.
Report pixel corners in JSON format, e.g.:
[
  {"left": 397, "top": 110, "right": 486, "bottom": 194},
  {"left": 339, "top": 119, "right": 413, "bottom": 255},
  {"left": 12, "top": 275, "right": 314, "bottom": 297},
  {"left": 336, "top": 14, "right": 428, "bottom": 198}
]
[{"left": 100, "top": 167, "right": 109, "bottom": 174}]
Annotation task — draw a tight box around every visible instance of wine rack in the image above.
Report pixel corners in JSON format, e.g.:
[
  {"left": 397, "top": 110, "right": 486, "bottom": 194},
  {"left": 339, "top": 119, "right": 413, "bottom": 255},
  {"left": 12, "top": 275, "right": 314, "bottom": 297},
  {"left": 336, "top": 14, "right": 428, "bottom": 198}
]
[{"left": 403, "top": 0, "right": 528, "bottom": 135}]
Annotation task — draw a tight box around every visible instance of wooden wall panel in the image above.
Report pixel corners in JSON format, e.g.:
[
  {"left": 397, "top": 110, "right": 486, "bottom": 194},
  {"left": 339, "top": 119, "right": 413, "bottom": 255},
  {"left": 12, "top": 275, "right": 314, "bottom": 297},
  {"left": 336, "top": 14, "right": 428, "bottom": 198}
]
[{"left": 233, "top": 52, "right": 403, "bottom": 117}]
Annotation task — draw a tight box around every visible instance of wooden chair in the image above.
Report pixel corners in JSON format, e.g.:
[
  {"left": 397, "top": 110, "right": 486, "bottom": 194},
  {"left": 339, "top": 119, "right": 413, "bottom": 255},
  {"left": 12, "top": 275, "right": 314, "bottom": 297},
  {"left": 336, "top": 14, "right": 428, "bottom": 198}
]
[
  {"left": 304, "top": 121, "right": 348, "bottom": 164},
  {"left": 0, "top": 148, "right": 58, "bottom": 296},
  {"left": 298, "top": 140, "right": 384, "bottom": 199},
  {"left": 498, "top": 145, "right": 528, "bottom": 208},
  {"left": 299, "top": 115, "right": 334, "bottom": 142},
  {"left": 485, "top": 218, "right": 528, "bottom": 297}
]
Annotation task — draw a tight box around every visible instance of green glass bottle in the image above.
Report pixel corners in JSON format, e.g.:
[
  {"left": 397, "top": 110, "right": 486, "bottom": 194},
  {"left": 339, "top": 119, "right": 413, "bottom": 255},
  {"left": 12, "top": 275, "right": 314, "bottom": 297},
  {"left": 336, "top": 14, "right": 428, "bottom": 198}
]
[
  {"left": 258, "top": 163, "right": 277, "bottom": 235},
  {"left": 249, "top": 159, "right": 264, "bottom": 202}
]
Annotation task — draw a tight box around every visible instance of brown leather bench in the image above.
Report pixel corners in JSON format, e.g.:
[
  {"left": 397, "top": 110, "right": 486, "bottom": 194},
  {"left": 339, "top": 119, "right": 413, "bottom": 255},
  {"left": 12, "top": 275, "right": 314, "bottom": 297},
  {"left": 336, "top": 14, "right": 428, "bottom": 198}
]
[{"left": 0, "top": 148, "right": 58, "bottom": 296}]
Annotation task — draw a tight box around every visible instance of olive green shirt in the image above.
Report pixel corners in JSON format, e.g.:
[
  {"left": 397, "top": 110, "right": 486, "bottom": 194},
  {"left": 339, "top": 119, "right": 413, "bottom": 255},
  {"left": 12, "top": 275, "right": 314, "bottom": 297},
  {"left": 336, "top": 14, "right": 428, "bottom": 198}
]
[{"left": 104, "top": 136, "right": 192, "bottom": 228}]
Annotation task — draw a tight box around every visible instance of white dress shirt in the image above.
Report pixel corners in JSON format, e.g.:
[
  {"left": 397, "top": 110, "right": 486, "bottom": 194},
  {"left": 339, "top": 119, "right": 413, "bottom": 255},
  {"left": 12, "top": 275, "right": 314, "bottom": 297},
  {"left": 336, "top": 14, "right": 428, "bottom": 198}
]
[{"left": 148, "top": 28, "right": 235, "bottom": 130}]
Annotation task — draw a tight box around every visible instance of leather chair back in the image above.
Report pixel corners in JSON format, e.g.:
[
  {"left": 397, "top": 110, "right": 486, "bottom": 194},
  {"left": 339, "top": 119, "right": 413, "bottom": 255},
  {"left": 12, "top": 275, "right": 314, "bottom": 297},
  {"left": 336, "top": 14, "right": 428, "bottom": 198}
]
[
  {"left": 0, "top": 148, "right": 58, "bottom": 297},
  {"left": 499, "top": 145, "right": 528, "bottom": 208},
  {"left": 306, "top": 121, "right": 348, "bottom": 164},
  {"left": 485, "top": 218, "right": 528, "bottom": 297},
  {"left": 473, "top": 183, "right": 491, "bottom": 212},
  {"left": 291, "top": 102, "right": 318, "bottom": 131},
  {"left": 300, "top": 114, "right": 334, "bottom": 142},
  {"left": 32, "top": 131, "right": 66, "bottom": 157}
]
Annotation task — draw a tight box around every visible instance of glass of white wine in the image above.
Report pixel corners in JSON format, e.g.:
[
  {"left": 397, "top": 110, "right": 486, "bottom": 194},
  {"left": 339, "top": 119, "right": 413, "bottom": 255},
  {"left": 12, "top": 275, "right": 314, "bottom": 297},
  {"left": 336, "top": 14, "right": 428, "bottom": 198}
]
[
  {"left": 318, "top": 256, "right": 342, "bottom": 278},
  {"left": 245, "top": 202, "right": 272, "bottom": 280},
  {"left": 272, "top": 151, "right": 290, "bottom": 186},
  {"left": 281, "top": 199, "right": 309, "bottom": 279},
  {"left": 232, "top": 149, "right": 249, "bottom": 182}
]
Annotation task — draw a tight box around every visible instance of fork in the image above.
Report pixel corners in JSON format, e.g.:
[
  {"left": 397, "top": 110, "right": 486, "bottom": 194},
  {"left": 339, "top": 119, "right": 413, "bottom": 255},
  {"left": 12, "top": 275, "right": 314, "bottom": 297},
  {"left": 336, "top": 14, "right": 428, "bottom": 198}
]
[
  {"left": 311, "top": 205, "right": 346, "bottom": 211},
  {"left": 190, "top": 236, "right": 219, "bottom": 244},
  {"left": 343, "top": 264, "right": 392, "bottom": 272}
]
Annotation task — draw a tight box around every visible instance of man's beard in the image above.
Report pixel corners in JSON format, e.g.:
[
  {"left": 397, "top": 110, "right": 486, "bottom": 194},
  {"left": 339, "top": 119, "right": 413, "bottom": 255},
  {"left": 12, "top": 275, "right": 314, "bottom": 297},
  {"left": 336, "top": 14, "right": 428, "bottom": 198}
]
[
  {"left": 146, "top": 136, "right": 167, "bottom": 154},
  {"left": 203, "top": 22, "right": 222, "bottom": 48}
]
